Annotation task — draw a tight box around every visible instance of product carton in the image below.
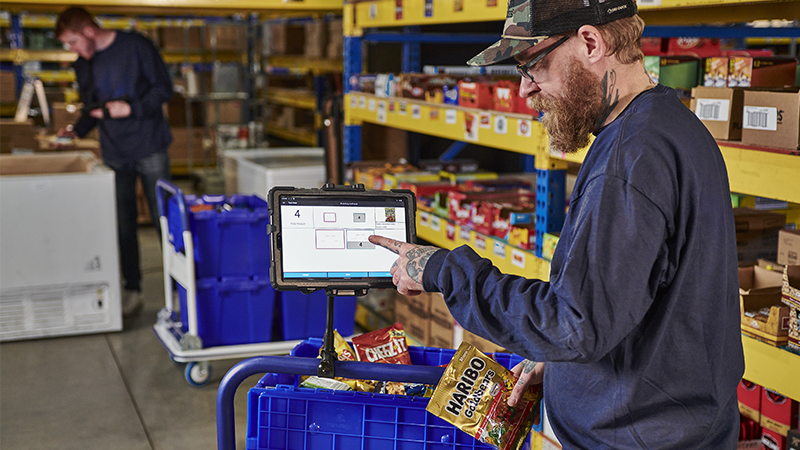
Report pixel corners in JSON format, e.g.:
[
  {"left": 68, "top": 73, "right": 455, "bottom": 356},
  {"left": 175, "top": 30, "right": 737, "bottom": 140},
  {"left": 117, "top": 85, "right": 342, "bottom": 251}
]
[
  {"left": 778, "top": 230, "right": 800, "bottom": 266},
  {"left": 457, "top": 81, "right": 494, "bottom": 110},
  {"left": 270, "top": 22, "right": 305, "bottom": 55},
  {"left": 739, "top": 265, "right": 789, "bottom": 346},
  {"left": 741, "top": 88, "right": 800, "bottom": 150},
  {"left": 460, "top": 329, "right": 505, "bottom": 354},
  {"left": 492, "top": 80, "right": 518, "bottom": 113},
  {"left": 728, "top": 57, "right": 798, "bottom": 88},
  {"left": 737, "top": 379, "right": 762, "bottom": 422},
  {"left": 508, "top": 223, "right": 537, "bottom": 251},
  {"left": 667, "top": 37, "right": 721, "bottom": 58},
  {"left": 542, "top": 232, "right": 560, "bottom": 261},
  {"left": 160, "top": 27, "right": 202, "bottom": 50},
  {"left": 788, "top": 428, "right": 800, "bottom": 450},
  {"left": 207, "top": 24, "right": 245, "bottom": 51},
  {"left": 761, "top": 388, "right": 799, "bottom": 436},
  {"left": 703, "top": 57, "right": 729, "bottom": 87},
  {"left": 690, "top": 86, "right": 745, "bottom": 141},
  {"left": 516, "top": 95, "right": 538, "bottom": 116},
  {"left": 783, "top": 265, "right": 800, "bottom": 350},
  {"left": 406, "top": 293, "right": 432, "bottom": 346},
  {"left": 762, "top": 427, "right": 787, "bottom": 450},
  {"left": 734, "top": 208, "right": 786, "bottom": 233},
  {"left": 644, "top": 56, "right": 701, "bottom": 99}
]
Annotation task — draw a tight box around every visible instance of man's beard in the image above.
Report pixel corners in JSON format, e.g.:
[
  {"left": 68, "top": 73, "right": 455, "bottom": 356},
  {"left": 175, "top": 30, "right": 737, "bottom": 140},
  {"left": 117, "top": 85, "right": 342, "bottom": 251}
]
[{"left": 529, "top": 57, "right": 606, "bottom": 154}]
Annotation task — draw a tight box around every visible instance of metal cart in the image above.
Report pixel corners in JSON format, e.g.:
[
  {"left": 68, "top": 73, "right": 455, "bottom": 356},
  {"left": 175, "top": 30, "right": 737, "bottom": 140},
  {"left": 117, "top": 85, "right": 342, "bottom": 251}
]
[{"left": 152, "top": 180, "right": 302, "bottom": 386}]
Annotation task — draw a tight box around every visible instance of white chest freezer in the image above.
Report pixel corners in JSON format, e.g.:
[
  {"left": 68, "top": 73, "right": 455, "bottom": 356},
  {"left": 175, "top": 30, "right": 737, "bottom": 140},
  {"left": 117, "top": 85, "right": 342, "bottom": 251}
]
[
  {"left": 0, "top": 152, "right": 121, "bottom": 341},
  {"left": 223, "top": 148, "right": 327, "bottom": 199}
]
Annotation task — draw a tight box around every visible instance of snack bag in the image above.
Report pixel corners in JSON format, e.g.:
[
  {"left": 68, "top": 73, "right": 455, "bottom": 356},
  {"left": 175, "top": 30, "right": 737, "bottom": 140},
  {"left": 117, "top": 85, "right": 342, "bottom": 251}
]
[
  {"left": 426, "top": 342, "right": 542, "bottom": 450},
  {"left": 351, "top": 322, "right": 412, "bottom": 365},
  {"left": 332, "top": 329, "right": 356, "bottom": 361}
]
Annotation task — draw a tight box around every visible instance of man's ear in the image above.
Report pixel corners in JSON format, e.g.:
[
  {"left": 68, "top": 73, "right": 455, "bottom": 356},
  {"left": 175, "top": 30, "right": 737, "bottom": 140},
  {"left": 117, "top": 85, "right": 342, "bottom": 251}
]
[
  {"left": 576, "top": 25, "right": 605, "bottom": 64},
  {"left": 81, "top": 25, "right": 96, "bottom": 39}
]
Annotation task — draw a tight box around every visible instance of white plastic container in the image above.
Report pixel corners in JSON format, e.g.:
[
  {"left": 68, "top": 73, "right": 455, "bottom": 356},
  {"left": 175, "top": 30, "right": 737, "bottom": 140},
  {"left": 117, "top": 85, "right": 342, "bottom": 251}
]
[{"left": 223, "top": 148, "right": 326, "bottom": 199}]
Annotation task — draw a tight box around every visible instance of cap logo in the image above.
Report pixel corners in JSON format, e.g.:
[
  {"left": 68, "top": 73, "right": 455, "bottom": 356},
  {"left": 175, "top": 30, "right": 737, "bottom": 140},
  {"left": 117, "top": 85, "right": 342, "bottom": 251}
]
[{"left": 608, "top": 4, "right": 627, "bottom": 14}]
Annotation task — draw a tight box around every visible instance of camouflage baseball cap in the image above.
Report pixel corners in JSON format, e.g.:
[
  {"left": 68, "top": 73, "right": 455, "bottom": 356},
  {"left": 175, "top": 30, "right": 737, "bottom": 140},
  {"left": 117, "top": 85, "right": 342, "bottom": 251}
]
[{"left": 468, "top": 0, "right": 638, "bottom": 66}]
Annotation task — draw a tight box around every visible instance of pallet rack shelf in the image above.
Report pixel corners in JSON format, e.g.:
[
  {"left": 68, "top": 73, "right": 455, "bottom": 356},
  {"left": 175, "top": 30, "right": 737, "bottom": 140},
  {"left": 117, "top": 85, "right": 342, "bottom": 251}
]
[{"left": 342, "top": 0, "right": 800, "bottom": 409}]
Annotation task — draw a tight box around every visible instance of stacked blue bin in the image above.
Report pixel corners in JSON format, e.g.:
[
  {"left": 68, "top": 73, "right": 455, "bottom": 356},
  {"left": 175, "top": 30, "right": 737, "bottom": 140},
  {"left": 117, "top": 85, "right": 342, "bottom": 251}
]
[
  {"left": 169, "top": 193, "right": 275, "bottom": 348},
  {"left": 246, "top": 339, "right": 540, "bottom": 450}
]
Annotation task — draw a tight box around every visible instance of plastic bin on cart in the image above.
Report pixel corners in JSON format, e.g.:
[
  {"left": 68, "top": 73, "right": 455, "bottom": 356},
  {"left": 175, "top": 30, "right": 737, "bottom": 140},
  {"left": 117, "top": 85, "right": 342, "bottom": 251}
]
[
  {"left": 278, "top": 291, "right": 358, "bottom": 341},
  {"left": 168, "top": 193, "right": 270, "bottom": 279},
  {"left": 246, "top": 339, "right": 541, "bottom": 449},
  {"left": 177, "top": 277, "right": 276, "bottom": 347}
]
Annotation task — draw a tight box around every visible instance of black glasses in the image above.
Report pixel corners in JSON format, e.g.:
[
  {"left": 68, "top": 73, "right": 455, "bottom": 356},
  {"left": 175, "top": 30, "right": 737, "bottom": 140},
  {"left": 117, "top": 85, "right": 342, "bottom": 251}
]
[{"left": 516, "top": 36, "right": 571, "bottom": 82}]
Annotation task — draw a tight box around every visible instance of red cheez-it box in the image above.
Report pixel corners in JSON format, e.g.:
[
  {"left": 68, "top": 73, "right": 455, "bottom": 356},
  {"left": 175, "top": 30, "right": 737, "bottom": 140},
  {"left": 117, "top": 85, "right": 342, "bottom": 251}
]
[
  {"left": 760, "top": 388, "right": 799, "bottom": 435},
  {"left": 458, "top": 81, "right": 494, "bottom": 110}
]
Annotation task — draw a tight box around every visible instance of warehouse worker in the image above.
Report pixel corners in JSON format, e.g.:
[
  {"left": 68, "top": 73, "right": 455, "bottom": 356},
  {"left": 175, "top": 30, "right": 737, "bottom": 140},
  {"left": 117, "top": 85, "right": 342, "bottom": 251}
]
[
  {"left": 370, "top": 0, "right": 744, "bottom": 447},
  {"left": 56, "top": 7, "right": 173, "bottom": 317}
]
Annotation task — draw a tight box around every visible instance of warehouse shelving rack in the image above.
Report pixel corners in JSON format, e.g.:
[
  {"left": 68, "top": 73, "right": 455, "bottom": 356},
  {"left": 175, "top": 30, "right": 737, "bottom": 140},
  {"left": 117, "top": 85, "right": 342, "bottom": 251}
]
[{"left": 341, "top": 0, "right": 800, "bottom": 426}]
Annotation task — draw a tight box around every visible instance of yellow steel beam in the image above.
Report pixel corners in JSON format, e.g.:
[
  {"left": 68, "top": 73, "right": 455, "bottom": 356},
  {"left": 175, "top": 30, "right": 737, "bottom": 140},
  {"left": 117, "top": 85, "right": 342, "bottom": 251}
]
[
  {"left": 267, "top": 55, "right": 343, "bottom": 74},
  {"left": 1, "top": 0, "right": 343, "bottom": 15},
  {"left": 266, "top": 125, "right": 317, "bottom": 146},
  {"left": 266, "top": 88, "right": 317, "bottom": 110},
  {"left": 0, "top": 49, "right": 76, "bottom": 63},
  {"left": 721, "top": 145, "right": 800, "bottom": 204},
  {"left": 345, "top": 93, "right": 539, "bottom": 155},
  {"left": 742, "top": 335, "right": 800, "bottom": 401}
]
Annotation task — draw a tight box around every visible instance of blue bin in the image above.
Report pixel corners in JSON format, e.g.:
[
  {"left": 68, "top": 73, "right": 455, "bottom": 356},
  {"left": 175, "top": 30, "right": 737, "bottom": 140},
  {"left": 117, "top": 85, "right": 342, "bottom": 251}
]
[
  {"left": 168, "top": 194, "right": 270, "bottom": 279},
  {"left": 279, "top": 291, "right": 358, "bottom": 341},
  {"left": 178, "top": 277, "right": 275, "bottom": 347},
  {"left": 247, "top": 340, "right": 538, "bottom": 450}
]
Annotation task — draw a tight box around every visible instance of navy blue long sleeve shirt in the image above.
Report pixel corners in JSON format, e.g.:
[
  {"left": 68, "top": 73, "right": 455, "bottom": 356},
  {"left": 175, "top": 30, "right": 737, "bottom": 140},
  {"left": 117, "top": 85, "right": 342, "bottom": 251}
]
[
  {"left": 72, "top": 31, "right": 173, "bottom": 164},
  {"left": 423, "top": 85, "right": 744, "bottom": 449}
]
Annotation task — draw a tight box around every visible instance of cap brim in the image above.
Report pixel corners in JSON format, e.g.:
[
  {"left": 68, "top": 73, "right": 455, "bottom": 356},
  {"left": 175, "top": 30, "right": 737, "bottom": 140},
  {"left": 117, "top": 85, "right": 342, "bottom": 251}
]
[{"left": 467, "top": 35, "right": 548, "bottom": 66}]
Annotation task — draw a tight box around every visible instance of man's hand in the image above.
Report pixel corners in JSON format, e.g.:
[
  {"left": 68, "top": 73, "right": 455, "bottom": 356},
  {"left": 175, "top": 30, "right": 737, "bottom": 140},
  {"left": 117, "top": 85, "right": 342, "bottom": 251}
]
[
  {"left": 368, "top": 235, "right": 440, "bottom": 296},
  {"left": 56, "top": 127, "right": 77, "bottom": 139},
  {"left": 88, "top": 101, "right": 131, "bottom": 119},
  {"left": 508, "top": 359, "right": 544, "bottom": 407}
]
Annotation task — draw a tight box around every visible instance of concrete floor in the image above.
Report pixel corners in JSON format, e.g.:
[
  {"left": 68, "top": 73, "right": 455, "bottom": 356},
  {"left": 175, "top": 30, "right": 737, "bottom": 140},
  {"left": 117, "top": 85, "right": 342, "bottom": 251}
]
[{"left": 0, "top": 225, "right": 263, "bottom": 450}]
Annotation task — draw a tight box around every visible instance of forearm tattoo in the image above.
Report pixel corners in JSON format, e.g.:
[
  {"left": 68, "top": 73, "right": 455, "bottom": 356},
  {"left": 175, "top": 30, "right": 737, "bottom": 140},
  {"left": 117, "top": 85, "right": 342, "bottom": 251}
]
[{"left": 404, "top": 246, "right": 438, "bottom": 284}]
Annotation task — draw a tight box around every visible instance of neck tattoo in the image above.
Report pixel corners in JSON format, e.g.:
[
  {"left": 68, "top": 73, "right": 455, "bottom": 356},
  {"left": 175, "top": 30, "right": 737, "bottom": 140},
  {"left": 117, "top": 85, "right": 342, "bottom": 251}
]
[{"left": 596, "top": 70, "right": 619, "bottom": 128}]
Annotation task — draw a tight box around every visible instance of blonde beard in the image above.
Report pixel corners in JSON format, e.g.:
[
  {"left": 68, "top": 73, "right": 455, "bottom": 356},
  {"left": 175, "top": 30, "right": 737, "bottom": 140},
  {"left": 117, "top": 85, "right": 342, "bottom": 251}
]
[{"left": 529, "top": 56, "right": 605, "bottom": 154}]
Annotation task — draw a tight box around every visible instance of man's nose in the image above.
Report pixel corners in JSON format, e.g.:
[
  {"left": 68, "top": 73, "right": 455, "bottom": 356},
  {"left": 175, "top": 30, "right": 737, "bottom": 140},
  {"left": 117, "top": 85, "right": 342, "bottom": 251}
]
[{"left": 518, "top": 77, "right": 539, "bottom": 99}]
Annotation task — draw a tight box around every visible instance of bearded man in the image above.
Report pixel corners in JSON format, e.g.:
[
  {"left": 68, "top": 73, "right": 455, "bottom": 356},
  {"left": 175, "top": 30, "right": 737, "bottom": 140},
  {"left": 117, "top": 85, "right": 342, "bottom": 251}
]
[{"left": 370, "top": 0, "right": 744, "bottom": 448}]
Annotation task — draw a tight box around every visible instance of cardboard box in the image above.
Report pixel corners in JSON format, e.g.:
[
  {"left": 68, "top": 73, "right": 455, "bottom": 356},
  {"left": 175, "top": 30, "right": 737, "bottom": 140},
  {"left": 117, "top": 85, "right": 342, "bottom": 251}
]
[
  {"left": 207, "top": 24, "right": 245, "bottom": 51},
  {"left": 703, "top": 57, "right": 729, "bottom": 88},
  {"left": 737, "top": 229, "right": 781, "bottom": 264},
  {"left": 461, "top": 329, "right": 505, "bottom": 354},
  {"left": 206, "top": 100, "right": 243, "bottom": 125},
  {"left": 304, "top": 20, "right": 327, "bottom": 59},
  {"left": 270, "top": 22, "right": 305, "bottom": 56},
  {"left": 738, "top": 379, "right": 762, "bottom": 422},
  {"left": 728, "top": 57, "right": 798, "bottom": 88},
  {"left": 734, "top": 208, "right": 786, "bottom": 233},
  {"left": 0, "top": 70, "right": 16, "bottom": 103},
  {"left": 393, "top": 294, "right": 412, "bottom": 336},
  {"left": 783, "top": 265, "right": 800, "bottom": 351},
  {"left": 741, "top": 88, "right": 800, "bottom": 150},
  {"left": 761, "top": 388, "right": 799, "bottom": 435},
  {"left": 429, "top": 293, "right": 455, "bottom": 349},
  {"left": 739, "top": 265, "right": 789, "bottom": 346},
  {"left": 762, "top": 427, "right": 787, "bottom": 450},
  {"left": 160, "top": 27, "right": 202, "bottom": 50},
  {"left": 0, "top": 120, "right": 39, "bottom": 154},
  {"left": 169, "top": 127, "right": 215, "bottom": 164},
  {"left": 691, "top": 86, "right": 744, "bottom": 141},
  {"left": 165, "top": 96, "right": 204, "bottom": 127},
  {"left": 778, "top": 230, "right": 800, "bottom": 266},
  {"left": 406, "top": 293, "right": 432, "bottom": 346}
]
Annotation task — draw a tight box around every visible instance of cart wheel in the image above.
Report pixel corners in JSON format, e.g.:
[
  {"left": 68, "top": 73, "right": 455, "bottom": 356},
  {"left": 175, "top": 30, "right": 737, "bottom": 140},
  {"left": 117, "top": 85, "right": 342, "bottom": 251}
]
[{"left": 185, "top": 361, "right": 212, "bottom": 387}]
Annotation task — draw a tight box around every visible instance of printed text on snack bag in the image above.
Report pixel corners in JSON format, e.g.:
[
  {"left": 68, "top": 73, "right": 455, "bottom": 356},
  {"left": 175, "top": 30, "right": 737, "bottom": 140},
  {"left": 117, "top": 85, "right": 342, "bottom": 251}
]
[
  {"left": 363, "top": 338, "right": 408, "bottom": 362},
  {"left": 445, "top": 357, "right": 496, "bottom": 418}
]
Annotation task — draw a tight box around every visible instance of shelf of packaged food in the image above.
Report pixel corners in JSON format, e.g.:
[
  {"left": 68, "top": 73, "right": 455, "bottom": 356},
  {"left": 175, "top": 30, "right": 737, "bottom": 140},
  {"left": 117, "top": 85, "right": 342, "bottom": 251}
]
[
  {"left": 345, "top": 93, "right": 544, "bottom": 156},
  {"left": 415, "top": 211, "right": 548, "bottom": 281},
  {"left": 266, "top": 125, "right": 317, "bottom": 146},
  {"left": 266, "top": 56, "right": 342, "bottom": 75},
  {"left": 161, "top": 50, "right": 245, "bottom": 64},
  {"left": 346, "top": 0, "right": 797, "bottom": 32},
  {"left": 741, "top": 335, "right": 800, "bottom": 401},
  {"left": 0, "top": 49, "right": 76, "bottom": 63},
  {"left": 266, "top": 88, "right": 316, "bottom": 110}
]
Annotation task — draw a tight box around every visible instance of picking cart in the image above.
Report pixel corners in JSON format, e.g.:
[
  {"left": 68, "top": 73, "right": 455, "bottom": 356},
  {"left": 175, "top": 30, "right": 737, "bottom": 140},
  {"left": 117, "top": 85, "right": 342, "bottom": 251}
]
[{"left": 152, "top": 180, "right": 302, "bottom": 386}]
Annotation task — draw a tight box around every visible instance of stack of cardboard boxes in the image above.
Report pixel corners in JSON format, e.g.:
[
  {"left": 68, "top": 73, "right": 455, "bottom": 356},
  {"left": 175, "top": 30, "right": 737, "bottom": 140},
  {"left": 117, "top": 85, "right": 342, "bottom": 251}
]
[
  {"left": 327, "top": 19, "right": 343, "bottom": 59},
  {"left": 735, "top": 208, "right": 786, "bottom": 264}
]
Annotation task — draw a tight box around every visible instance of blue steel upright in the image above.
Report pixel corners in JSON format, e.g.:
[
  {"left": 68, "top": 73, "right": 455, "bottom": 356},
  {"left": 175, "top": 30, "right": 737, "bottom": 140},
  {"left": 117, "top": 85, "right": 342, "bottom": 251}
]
[
  {"left": 343, "top": 35, "right": 363, "bottom": 163},
  {"left": 535, "top": 168, "right": 566, "bottom": 258}
]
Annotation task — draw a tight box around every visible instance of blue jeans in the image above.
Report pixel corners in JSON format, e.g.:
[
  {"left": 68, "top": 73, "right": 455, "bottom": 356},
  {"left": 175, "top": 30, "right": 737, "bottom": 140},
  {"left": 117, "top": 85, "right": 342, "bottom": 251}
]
[{"left": 106, "top": 151, "right": 171, "bottom": 292}]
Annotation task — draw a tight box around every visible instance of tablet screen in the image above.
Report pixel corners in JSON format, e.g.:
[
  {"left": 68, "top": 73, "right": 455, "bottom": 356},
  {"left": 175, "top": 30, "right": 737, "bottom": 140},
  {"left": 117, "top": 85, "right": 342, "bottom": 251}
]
[{"left": 274, "top": 192, "right": 413, "bottom": 289}]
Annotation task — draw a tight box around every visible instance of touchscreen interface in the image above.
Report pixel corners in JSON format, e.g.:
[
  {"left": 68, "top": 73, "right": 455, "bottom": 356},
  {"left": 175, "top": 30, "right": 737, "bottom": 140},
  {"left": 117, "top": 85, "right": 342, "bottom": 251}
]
[{"left": 278, "top": 195, "right": 408, "bottom": 280}]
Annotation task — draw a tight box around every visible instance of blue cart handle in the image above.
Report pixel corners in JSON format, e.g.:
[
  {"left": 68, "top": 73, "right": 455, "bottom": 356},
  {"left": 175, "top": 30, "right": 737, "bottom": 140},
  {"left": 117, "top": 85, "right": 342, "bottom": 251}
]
[
  {"left": 155, "top": 179, "right": 189, "bottom": 234},
  {"left": 216, "top": 356, "right": 446, "bottom": 450}
]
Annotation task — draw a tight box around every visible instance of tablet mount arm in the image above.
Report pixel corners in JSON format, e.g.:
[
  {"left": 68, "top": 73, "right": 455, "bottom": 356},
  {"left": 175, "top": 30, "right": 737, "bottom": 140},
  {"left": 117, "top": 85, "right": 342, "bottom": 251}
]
[{"left": 318, "top": 288, "right": 367, "bottom": 378}]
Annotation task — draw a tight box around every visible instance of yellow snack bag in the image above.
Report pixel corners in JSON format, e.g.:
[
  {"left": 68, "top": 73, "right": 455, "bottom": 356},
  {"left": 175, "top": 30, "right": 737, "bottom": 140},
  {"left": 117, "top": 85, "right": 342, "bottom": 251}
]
[
  {"left": 333, "top": 330, "right": 356, "bottom": 361},
  {"left": 426, "top": 342, "right": 542, "bottom": 450}
]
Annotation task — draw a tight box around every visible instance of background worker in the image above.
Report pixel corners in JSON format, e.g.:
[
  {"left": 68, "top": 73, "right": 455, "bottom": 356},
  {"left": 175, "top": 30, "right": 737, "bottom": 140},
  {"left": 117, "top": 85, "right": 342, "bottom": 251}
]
[
  {"left": 56, "top": 7, "right": 173, "bottom": 317},
  {"left": 370, "top": 0, "right": 744, "bottom": 447}
]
